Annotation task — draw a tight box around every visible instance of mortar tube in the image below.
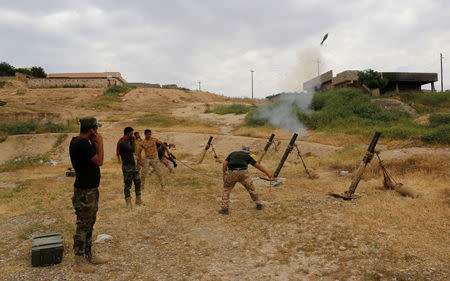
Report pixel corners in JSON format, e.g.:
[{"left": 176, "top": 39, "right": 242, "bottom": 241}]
[{"left": 273, "top": 133, "right": 298, "bottom": 178}]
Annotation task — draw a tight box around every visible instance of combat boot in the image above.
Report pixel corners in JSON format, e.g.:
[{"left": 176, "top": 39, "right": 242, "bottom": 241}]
[
  {"left": 136, "top": 195, "right": 145, "bottom": 206},
  {"left": 73, "top": 255, "right": 95, "bottom": 273},
  {"left": 87, "top": 254, "right": 110, "bottom": 265},
  {"left": 125, "top": 197, "right": 132, "bottom": 209},
  {"left": 218, "top": 208, "right": 229, "bottom": 215}
]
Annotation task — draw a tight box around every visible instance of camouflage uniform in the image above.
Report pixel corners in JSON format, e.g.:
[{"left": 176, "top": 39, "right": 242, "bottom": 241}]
[
  {"left": 122, "top": 166, "right": 141, "bottom": 198},
  {"left": 137, "top": 137, "right": 165, "bottom": 189},
  {"left": 72, "top": 188, "right": 99, "bottom": 257},
  {"left": 222, "top": 170, "right": 261, "bottom": 210},
  {"left": 134, "top": 139, "right": 143, "bottom": 174}
]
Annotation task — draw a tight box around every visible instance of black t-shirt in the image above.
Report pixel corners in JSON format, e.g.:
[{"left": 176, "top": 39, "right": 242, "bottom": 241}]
[
  {"left": 69, "top": 136, "right": 100, "bottom": 189},
  {"left": 118, "top": 138, "right": 136, "bottom": 169},
  {"left": 225, "top": 151, "right": 257, "bottom": 169}
]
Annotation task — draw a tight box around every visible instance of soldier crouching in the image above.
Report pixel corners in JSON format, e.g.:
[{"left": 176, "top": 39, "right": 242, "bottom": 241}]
[{"left": 219, "top": 145, "right": 273, "bottom": 215}]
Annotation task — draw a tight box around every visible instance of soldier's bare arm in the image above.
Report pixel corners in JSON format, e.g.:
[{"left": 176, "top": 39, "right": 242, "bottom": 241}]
[
  {"left": 253, "top": 163, "right": 272, "bottom": 178},
  {"left": 91, "top": 133, "right": 104, "bottom": 166}
]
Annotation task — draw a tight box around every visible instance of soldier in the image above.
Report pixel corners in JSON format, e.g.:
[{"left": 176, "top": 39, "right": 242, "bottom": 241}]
[
  {"left": 118, "top": 127, "right": 142, "bottom": 208},
  {"left": 219, "top": 145, "right": 272, "bottom": 215},
  {"left": 136, "top": 129, "right": 172, "bottom": 191},
  {"left": 69, "top": 117, "right": 109, "bottom": 273}
]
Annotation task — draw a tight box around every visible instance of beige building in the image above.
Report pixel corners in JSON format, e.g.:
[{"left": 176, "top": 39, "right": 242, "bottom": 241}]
[{"left": 28, "top": 72, "right": 127, "bottom": 88}]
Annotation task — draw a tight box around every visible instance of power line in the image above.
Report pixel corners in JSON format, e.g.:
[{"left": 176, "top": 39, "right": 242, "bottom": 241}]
[{"left": 440, "top": 53, "right": 444, "bottom": 92}]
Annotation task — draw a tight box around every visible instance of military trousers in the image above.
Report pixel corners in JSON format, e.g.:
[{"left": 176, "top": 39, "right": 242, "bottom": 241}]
[
  {"left": 221, "top": 170, "right": 261, "bottom": 210},
  {"left": 141, "top": 157, "right": 165, "bottom": 189},
  {"left": 123, "top": 166, "right": 141, "bottom": 198},
  {"left": 72, "top": 187, "right": 99, "bottom": 257}
]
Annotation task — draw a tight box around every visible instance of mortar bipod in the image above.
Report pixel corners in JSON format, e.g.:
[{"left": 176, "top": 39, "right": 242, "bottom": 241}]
[
  {"left": 328, "top": 131, "right": 381, "bottom": 200},
  {"left": 293, "top": 144, "right": 314, "bottom": 179},
  {"left": 257, "top": 133, "right": 275, "bottom": 164}
]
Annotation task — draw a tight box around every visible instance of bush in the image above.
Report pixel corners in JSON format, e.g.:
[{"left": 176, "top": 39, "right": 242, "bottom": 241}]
[
  {"left": 399, "top": 92, "right": 450, "bottom": 108},
  {"left": 358, "top": 69, "right": 388, "bottom": 89},
  {"left": 421, "top": 124, "right": 450, "bottom": 144},
  {"left": 16, "top": 88, "right": 27, "bottom": 95},
  {"left": 30, "top": 66, "right": 46, "bottom": 78},
  {"left": 204, "top": 104, "right": 255, "bottom": 115},
  {"left": 15, "top": 68, "right": 32, "bottom": 76},
  {"left": 0, "top": 62, "right": 15, "bottom": 76},
  {"left": 104, "top": 84, "right": 136, "bottom": 95},
  {"left": 429, "top": 112, "right": 450, "bottom": 127},
  {"left": 0, "top": 81, "right": 5, "bottom": 88}
]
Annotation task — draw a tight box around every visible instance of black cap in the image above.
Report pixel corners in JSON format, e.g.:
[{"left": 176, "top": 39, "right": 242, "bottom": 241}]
[{"left": 80, "top": 117, "right": 101, "bottom": 130}]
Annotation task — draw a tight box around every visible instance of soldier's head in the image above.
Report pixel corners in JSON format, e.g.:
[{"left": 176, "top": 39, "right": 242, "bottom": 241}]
[
  {"left": 134, "top": 131, "right": 141, "bottom": 140},
  {"left": 124, "top": 126, "right": 134, "bottom": 137},
  {"left": 79, "top": 117, "right": 101, "bottom": 137},
  {"left": 241, "top": 145, "right": 251, "bottom": 154},
  {"left": 144, "top": 129, "right": 152, "bottom": 140}
]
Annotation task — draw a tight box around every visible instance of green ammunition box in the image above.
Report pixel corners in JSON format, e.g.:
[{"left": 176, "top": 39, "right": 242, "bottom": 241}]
[{"left": 31, "top": 233, "right": 64, "bottom": 267}]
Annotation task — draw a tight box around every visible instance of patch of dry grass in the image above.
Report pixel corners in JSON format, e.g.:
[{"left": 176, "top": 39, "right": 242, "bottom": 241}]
[
  {"left": 0, "top": 145, "right": 448, "bottom": 280},
  {"left": 233, "top": 124, "right": 292, "bottom": 139}
]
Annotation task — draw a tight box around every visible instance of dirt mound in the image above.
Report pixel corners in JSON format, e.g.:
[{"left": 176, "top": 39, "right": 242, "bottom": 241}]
[
  {"left": 414, "top": 114, "right": 430, "bottom": 125},
  {"left": 373, "top": 98, "right": 417, "bottom": 115}
]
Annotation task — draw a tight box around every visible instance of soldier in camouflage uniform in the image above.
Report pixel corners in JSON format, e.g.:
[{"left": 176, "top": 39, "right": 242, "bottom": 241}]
[
  {"left": 134, "top": 131, "right": 143, "bottom": 174},
  {"left": 118, "top": 127, "right": 142, "bottom": 208},
  {"left": 136, "top": 129, "right": 172, "bottom": 191},
  {"left": 69, "top": 117, "right": 109, "bottom": 273},
  {"left": 220, "top": 145, "right": 272, "bottom": 215}
]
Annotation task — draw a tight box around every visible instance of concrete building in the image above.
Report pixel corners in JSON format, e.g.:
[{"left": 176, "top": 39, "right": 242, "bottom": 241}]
[
  {"left": 28, "top": 72, "right": 127, "bottom": 88},
  {"left": 303, "top": 70, "right": 438, "bottom": 94}
]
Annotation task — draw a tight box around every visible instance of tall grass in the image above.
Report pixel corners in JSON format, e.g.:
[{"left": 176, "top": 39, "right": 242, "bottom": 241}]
[
  {"left": 91, "top": 84, "right": 136, "bottom": 109},
  {"left": 0, "top": 120, "right": 77, "bottom": 135},
  {"left": 0, "top": 155, "right": 51, "bottom": 172},
  {"left": 204, "top": 104, "right": 255, "bottom": 115}
]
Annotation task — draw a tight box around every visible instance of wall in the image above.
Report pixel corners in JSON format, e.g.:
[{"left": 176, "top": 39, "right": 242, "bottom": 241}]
[{"left": 28, "top": 78, "right": 123, "bottom": 88}]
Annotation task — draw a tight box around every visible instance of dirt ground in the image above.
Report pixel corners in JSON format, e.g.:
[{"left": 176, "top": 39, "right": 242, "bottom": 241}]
[{"left": 0, "top": 86, "right": 449, "bottom": 280}]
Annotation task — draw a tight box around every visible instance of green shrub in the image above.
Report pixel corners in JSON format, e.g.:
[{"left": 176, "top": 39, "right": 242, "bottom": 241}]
[
  {"left": 358, "top": 69, "right": 388, "bottom": 89},
  {"left": 429, "top": 112, "right": 450, "bottom": 127},
  {"left": 244, "top": 109, "right": 268, "bottom": 126},
  {"left": 204, "top": 104, "right": 255, "bottom": 115},
  {"left": 421, "top": 125, "right": 450, "bottom": 144},
  {"left": 0, "top": 62, "right": 15, "bottom": 76},
  {"left": 30, "top": 66, "right": 47, "bottom": 78},
  {"left": 399, "top": 92, "right": 450, "bottom": 108},
  {"left": 0, "top": 81, "right": 5, "bottom": 88}
]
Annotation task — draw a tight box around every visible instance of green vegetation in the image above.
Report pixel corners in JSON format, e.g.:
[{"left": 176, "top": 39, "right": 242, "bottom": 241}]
[
  {"left": 204, "top": 103, "right": 255, "bottom": 115},
  {"left": 245, "top": 89, "right": 450, "bottom": 144},
  {"left": 358, "top": 69, "right": 388, "bottom": 89},
  {"left": 0, "top": 81, "right": 5, "bottom": 88},
  {"left": 91, "top": 84, "right": 136, "bottom": 109},
  {"left": 0, "top": 62, "right": 47, "bottom": 77},
  {"left": 394, "top": 92, "right": 450, "bottom": 113},
  {"left": 0, "top": 155, "right": 50, "bottom": 173},
  {"left": 0, "top": 120, "right": 76, "bottom": 135}
]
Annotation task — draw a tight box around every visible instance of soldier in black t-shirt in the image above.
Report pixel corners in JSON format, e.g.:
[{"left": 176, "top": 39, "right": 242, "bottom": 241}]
[
  {"left": 69, "top": 117, "right": 108, "bottom": 273},
  {"left": 219, "top": 145, "right": 272, "bottom": 215}
]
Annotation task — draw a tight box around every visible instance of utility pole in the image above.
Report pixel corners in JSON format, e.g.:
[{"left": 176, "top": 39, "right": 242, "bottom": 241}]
[
  {"left": 315, "top": 59, "right": 321, "bottom": 76},
  {"left": 440, "top": 53, "right": 444, "bottom": 92},
  {"left": 250, "top": 70, "right": 254, "bottom": 99},
  {"left": 198, "top": 81, "right": 201, "bottom": 91}
]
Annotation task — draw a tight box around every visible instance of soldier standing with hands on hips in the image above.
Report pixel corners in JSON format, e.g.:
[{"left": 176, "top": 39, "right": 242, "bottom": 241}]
[{"left": 69, "top": 117, "right": 109, "bottom": 273}]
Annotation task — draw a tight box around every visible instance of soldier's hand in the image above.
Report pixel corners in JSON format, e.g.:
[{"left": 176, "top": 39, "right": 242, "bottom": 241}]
[{"left": 139, "top": 159, "right": 143, "bottom": 166}]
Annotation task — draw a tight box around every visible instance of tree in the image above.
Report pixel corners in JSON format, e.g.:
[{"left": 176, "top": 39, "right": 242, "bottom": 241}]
[
  {"left": 0, "top": 62, "right": 15, "bottom": 76},
  {"left": 358, "top": 69, "right": 388, "bottom": 90},
  {"left": 30, "top": 66, "right": 47, "bottom": 78}
]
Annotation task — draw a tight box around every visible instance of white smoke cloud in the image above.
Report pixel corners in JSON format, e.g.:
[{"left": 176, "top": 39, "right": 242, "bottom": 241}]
[
  {"left": 279, "top": 47, "right": 324, "bottom": 92},
  {"left": 256, "top": 48, "right": 324, "bottom": 134}
]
